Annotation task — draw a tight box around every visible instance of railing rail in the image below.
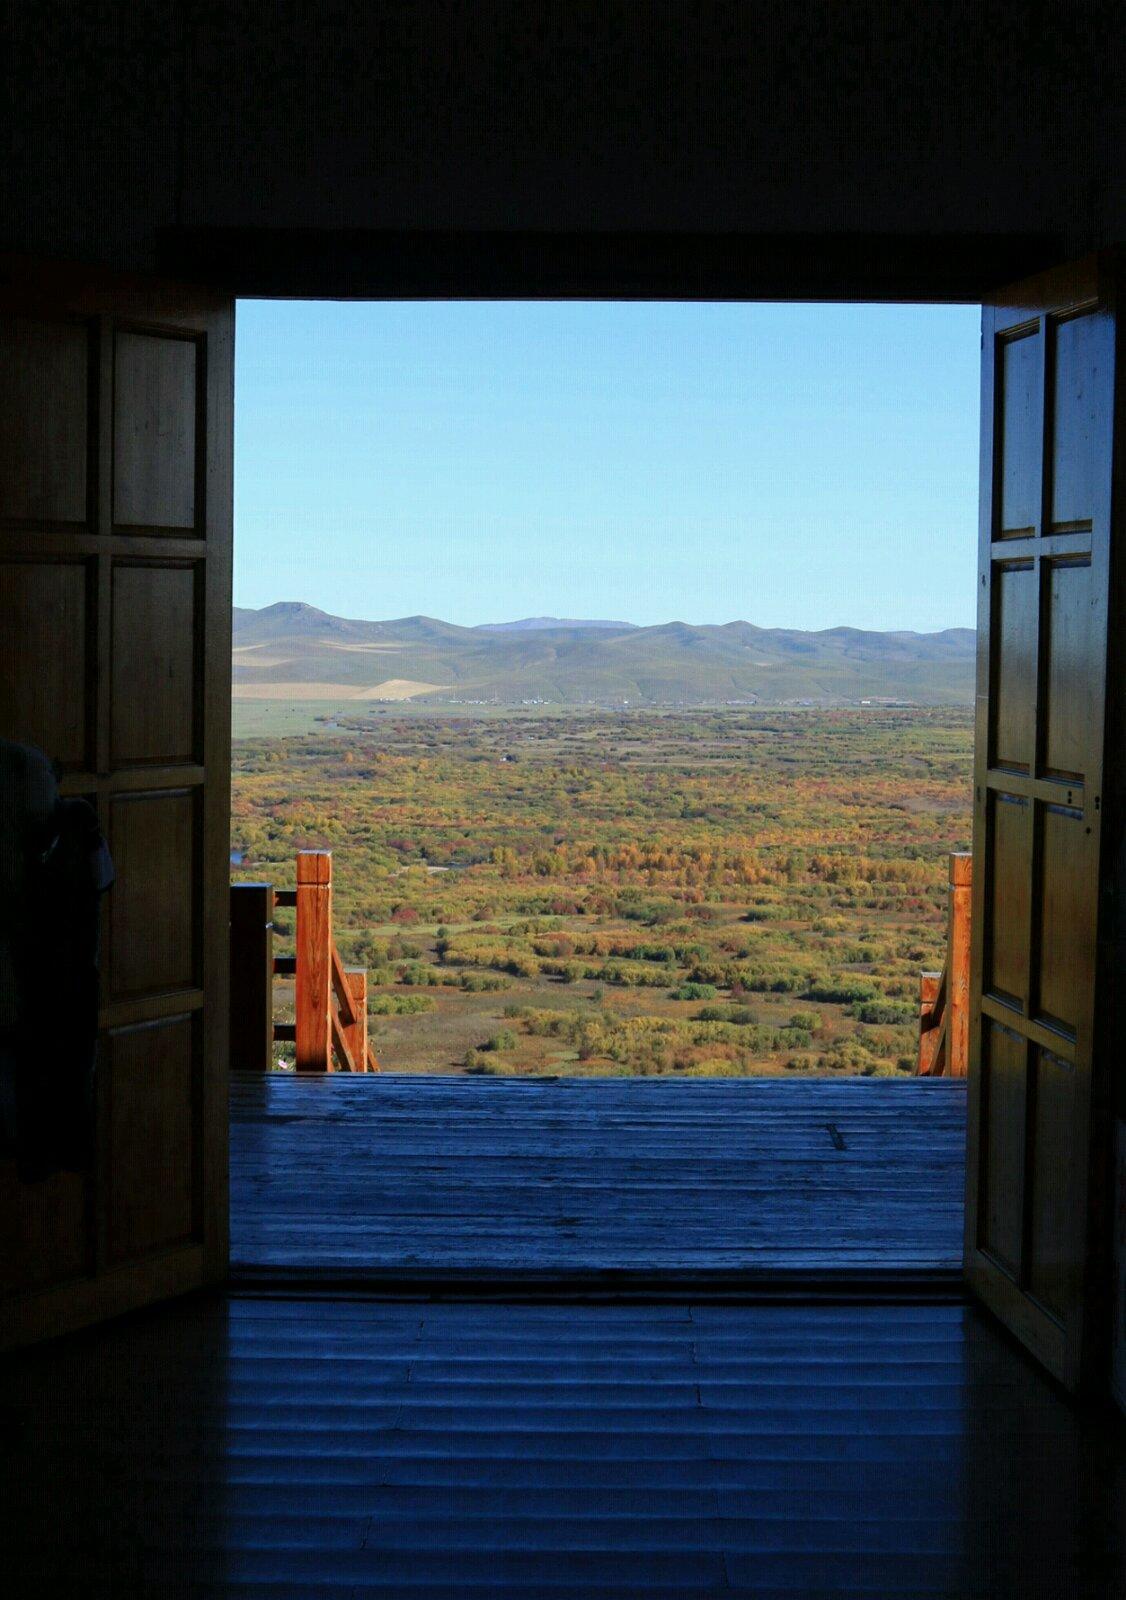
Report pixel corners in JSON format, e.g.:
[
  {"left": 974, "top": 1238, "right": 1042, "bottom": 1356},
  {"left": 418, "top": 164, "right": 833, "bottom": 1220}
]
[
  {"left": 917, "top": 851, "right": 971, "bottom": 1078},
  {"left": 230, "top": 851, "right": 379, "bottom": 1072}
]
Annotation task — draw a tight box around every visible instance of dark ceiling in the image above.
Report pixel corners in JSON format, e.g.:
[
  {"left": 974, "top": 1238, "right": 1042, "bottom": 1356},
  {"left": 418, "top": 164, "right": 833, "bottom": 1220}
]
[{"left": 2, "top": 2, "right": 1121, "bottom": 299}]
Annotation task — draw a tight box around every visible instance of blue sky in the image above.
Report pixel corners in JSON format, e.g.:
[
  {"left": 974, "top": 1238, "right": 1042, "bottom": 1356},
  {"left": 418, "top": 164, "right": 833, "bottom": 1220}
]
[{"left": 234, "top": 300, "right": 980, "bottom": 632}]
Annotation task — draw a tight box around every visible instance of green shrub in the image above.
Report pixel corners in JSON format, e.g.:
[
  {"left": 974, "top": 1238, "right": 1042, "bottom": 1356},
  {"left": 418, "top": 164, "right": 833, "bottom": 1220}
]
[
  {"left": 463, "top": 1048, "right": 499, "bottom": 1074},
  {"left": 459, "top": 971, "right": 510, "bottom": 992},
  {"left": 396, "top": 961, "right": 439, "bottom": 986},
  {"left": 851, "top": 999, "right": 915, "bottom": 1025},
  {"left": 805, "top": 979, "right": 880, "bottom": 1004},
  {"left": 368, "top": 993, "right": 435, "bottom": 1015},
  {"left": 695, "top": 1004, "right": 758, "bottom": 1025},
  {"left": 669, "top": 982, "right": 717, "bottom": 1001}
]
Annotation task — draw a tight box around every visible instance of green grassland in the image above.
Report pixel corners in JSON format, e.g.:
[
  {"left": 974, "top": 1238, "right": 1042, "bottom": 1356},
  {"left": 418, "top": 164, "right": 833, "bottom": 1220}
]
[
  {"left": 231, "top": 707, "right": 973, "bottom": 1077},
  {"left": 231, "top": 700, "right": 579, "bottom": 740},
  {"left": 232, "top": 700, "right": 361, "bottom": 739}
]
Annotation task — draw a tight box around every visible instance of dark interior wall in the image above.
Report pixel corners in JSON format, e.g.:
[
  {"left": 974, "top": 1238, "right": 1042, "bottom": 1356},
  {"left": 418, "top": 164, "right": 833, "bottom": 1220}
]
[{"left": 2, "top": 1, "right": 1123, "bottom": 298}]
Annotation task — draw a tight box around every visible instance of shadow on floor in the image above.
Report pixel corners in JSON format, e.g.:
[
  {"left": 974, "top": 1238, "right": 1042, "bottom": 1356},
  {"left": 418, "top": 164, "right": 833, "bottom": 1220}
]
[{"left": 2, "top": 1293, "right": 1123, "bottom": 1596}]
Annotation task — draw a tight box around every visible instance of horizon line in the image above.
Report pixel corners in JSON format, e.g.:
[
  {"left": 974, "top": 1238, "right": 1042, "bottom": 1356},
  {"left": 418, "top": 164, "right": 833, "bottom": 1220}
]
[{"left": 234, "top": 600, "right": 976, "bottom": 636}]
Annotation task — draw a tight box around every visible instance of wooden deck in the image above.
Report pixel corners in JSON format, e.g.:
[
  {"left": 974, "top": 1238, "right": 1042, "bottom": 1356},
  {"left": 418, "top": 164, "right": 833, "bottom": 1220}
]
[
  {"left": 230, "top": 1075, "right": 966, "bottom": 1281},
  {"left": 4, "top": 1294, "right": 1124, "bottom": 1596}
]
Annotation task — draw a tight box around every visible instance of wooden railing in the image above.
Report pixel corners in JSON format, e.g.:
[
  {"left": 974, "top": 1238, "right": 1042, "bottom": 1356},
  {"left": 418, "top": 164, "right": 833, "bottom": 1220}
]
[
  {"left": 917, "top": 851, "right": 972, "bottom": 1078},
  {"left": 230, "top": 850, "right": 379, "bottom": 1073},
  {"left": 231, "top": 844, "right": 970, "bottom": 1079}
]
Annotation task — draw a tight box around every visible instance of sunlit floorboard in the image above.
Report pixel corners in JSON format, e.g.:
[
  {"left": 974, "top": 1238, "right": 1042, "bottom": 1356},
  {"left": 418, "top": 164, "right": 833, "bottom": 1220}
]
[{"left": 230, "top": 1075, "right": 966, "bottom": 1280}]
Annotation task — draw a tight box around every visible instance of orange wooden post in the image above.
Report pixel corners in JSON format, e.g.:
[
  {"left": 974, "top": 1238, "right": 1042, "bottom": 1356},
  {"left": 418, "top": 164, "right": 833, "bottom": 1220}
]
[
  {"left": 947, "top": 851, "right": 972, "bottom": 1078},
  {"left": 295, "top": 851, "right": 332, "bottom": 1072},
  {"left": 230, "top": 882, "right": 274, "bottom": 1071},
  {"left": 343, "top": 969, "right": 368, "bottom": 1073},
  {"left": 918, "top": 970, "right": 941, "bottom": 1075}
]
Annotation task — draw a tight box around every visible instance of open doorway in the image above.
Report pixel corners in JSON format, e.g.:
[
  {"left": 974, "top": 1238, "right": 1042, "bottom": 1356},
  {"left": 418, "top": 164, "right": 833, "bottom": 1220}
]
[
  {"left": 227, "top": 299, "right": 981, "bottom": 1280},
  {"left": 1, "top": 256, "right": 1118, "bottom": 1392}
]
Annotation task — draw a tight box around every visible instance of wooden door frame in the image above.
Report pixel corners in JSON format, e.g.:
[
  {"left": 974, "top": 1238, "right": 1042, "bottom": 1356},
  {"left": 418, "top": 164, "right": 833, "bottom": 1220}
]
[{"left": 221, "top": 264, "right": 1124, "bottom": 1348}]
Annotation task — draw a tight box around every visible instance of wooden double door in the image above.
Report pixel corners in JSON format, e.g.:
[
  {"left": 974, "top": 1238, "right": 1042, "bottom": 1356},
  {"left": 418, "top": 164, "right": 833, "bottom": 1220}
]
[
  {"left": 0, "top": 255, "right": 1122, "bottom": 1397},
  {"left": 0, "top": 262, "right": 233, "bottom": 1347}
]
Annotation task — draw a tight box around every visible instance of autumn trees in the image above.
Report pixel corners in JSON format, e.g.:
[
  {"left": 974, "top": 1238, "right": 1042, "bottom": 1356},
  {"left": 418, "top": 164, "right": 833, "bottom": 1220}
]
[{"left": 231, "top": 708, "right": 972, "bottom": 1076}]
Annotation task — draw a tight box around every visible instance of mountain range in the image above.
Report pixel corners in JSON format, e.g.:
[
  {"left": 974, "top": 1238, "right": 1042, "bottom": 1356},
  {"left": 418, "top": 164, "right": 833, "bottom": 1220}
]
[{"left": 231, "top": 602, "right": 976, "bottom": 706}]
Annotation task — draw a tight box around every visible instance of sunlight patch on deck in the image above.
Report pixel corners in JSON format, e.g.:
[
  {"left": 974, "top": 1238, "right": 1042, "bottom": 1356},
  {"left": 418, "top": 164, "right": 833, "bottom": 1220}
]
[{"left": 230, "top": 1075, "right": 967, "bottom": 1277}]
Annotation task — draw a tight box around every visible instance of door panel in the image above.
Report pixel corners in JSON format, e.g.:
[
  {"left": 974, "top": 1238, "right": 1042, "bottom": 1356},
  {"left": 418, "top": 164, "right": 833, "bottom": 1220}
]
[
  {"left": 110, "top": 561, "right": 200, "bottom": 765},
  {"left": 984, "top": 791, "right": 1031, "bottom": 1006},
  {"left": 106, "top": 1015, "right": 198, "bottom": 1266},
  {"left": 0, "top": 316, "right": 93, "bottom": 526},
  {"left": 0, "top": 260, "right": 232, "bottom": 1348},
  {"left": 966, "top": 255, "right": 1118, "bottom": 1390},
  {"left": 112, "top": 328, "right": 200, "bottom": 532},
  {"left": 989, "top": 560, "right": 1036, "bottom": 770},
  {"left": 0, "top": 558, "right": 94, "bottom": 766},
  {"left": 108, "top": 788, "right": 200, "bottom": 1002}
]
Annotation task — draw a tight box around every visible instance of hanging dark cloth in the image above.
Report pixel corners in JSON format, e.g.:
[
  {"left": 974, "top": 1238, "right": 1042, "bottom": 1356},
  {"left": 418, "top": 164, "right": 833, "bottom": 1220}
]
[{"left": 0, "top": 740, "right": 114, "bottom": 1181}]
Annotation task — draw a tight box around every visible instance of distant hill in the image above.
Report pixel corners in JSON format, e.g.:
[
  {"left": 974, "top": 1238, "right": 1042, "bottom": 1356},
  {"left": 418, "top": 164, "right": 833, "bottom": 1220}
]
[
  {"left": 478, "top": 616, "right": 637, "bottom": 633},
  {"left": 231, "top": 602, "right": 976, "bottom": 706}
]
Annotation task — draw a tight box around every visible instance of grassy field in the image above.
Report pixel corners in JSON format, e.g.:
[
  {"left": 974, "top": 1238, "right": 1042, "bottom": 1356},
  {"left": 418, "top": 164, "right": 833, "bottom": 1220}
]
[
  {"left": 231, "top": 699, "right": 581, "bottom": 739},
  {"left": 231, "top": 707, "right": 973, "bottom": 1077}
]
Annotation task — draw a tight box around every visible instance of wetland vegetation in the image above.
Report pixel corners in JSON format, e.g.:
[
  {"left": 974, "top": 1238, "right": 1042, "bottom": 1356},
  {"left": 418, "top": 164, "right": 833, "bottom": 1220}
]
[{"left": 231, "top": 707, "right": 972, "bottom": 1078}]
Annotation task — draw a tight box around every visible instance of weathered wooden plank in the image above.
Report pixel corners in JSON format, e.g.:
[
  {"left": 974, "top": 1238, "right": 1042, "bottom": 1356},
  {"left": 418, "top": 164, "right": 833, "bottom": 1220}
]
[
  {"left": 329, "top": 1008, "right": 357, "bottom": 1075},
  {"left": 330, "top": 944, "right": 358, "bottom": 1028},
  {"left": 342, "top": 969, "right": 369, "bottom": 1074},
  {"left": 294, "top": 851, "right": 331, "bottom": 1072},
  {"left": 230, "top": 1076, "right": 966, "bottom": 1275},
  {"left": 947, "top": 851, "right": 972, "bottom": 1078}
]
